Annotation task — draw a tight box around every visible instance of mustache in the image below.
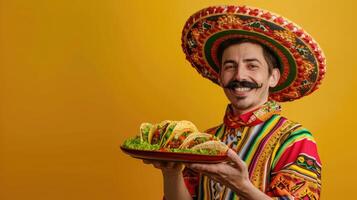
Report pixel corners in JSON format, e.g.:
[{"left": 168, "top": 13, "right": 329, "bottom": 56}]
[{"left": 223, "top": 80, "right": 263, "bottom": 90}]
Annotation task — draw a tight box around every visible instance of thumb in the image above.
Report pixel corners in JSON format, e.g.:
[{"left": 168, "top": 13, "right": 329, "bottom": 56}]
[{"left": 227, "top": 149, "right": 245, "bottom": 169}]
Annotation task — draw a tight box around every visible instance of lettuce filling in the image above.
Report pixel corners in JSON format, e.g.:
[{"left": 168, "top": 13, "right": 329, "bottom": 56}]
[{"left": 122, "top": 137, "right": 220, "bottom": 155}]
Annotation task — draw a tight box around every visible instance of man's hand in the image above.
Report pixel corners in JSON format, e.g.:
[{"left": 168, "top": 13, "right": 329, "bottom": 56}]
[
  {"left": 186, "top": 149, "right": 251, "bottom": 193},
  {"left": 185, "top": 149, "right": 271, "bottom": 200}
]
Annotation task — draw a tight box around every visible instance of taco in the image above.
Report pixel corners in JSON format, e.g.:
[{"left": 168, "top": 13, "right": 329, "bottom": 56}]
[
  {"left": 179, "top": 132, "right": 214, "bottom": 149},
  {"left": 162, "top": 120, "right": 199, "bottom": 148},
  {"left": 191, "top": 140, "right": 229, "bottom": 154},
  {"left": 148, "top": 120, "right": 174, "bottom": 145},
  {"left": 139, "top": 122, "right": 153, "bottom": 142},
  {"left": 123, "top": 120, "right": 229, "bottom": 156},
  {"left": 159, "top": 121, "right": 178, "bottom": 146}
]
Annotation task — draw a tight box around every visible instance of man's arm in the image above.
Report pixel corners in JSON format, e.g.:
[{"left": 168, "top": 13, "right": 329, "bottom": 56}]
[
  {"left": 143, "top": 160, "right": 192, "bottom": 200},
  {"left": 266, "top": 129, "right": 321, "bottom": 199},
  {"left": 187, "top": 130, "right": 321, "bottom": 200},
  {"left": 186, "top": 149, "right": 272, "bottom": 200}
]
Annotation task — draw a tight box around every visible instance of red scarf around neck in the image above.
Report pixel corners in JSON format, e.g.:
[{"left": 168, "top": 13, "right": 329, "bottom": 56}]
[{"left": 223, "top": 101, "right": 281, "bottom": 129}]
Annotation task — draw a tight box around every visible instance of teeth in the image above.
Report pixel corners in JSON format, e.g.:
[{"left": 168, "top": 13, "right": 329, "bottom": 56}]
[{"left": 234, "top": 87, "right": 251, "bottom": 92}]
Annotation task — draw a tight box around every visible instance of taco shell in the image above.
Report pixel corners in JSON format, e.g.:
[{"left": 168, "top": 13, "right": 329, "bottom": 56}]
[
  {"left": 139, "top": 122, "right": 153, "bottom": 142},
  {"left": 148, "top": 120, "right": 172, "bottom": 144},
  {"left": 179, "top": 132, "right": 212, "bottom": 149},
  {"left": 159, "top": 121, "right": 178, "bottom": 146},
  {"left": 162, "top": 120, "right": 199, "bottom": 147},
  {"left": 190, "top": 140, "right": 229, "bottom": 153}
]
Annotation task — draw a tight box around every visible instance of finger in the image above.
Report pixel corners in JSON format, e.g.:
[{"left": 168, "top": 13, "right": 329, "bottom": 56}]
[
  {"left": 152, "top": 161, "right": 168, "bottom": 169},
  {"left": 185, "top": 163, "right": 199, "bottom": 173},
  {"left": 166, "top": 162, "right": 176, "bottom": 169},
  {"left": 186, "top": 163, "right": 206, "bottom": 171},
  {"left": 183, "top": 162, "right": 190, "bottom": 166},
  {"left": 177, "top": 163, "right": 185, "bottom": 171},
  {"left": 187, "top": 163, "right": 222, "bottom": 174},
  {"left": 170, "top": 162, "right": 185, "bottom": 171},
  {"left": 227, "top": 149, "right": 246, "bottom": 169}
]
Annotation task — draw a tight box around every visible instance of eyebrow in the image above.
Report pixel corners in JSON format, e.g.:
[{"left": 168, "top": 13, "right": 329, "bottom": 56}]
[
  {"left": 222, "top": 60, "right": 237, "bottom": 65},
  {"left": 222, "top": 58, "right": 262, "bottom": 65},
  {"left": 243, "top": 58, "right": 262, "bottom": 64}
]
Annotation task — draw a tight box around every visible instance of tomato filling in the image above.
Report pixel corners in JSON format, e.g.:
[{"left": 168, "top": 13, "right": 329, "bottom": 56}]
[
  {"left": 166, "top": 132, "right": 191, "bottom": 148},
  {"left": 151, "top": 123, "right": 169, "bottom": 144},
  {"left": 187, "top": 136, "right": 213, "bottom": 148}
]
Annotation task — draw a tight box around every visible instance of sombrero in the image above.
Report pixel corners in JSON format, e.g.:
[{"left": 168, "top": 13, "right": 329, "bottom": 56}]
[{"left": 181, "top": 5, "right": 326, "bottom": 102}]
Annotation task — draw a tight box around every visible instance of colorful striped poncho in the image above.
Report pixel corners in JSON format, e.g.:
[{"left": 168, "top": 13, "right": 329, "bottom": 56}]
[{"left": 183, "top": 101, "right": 321, "bottom": 200}]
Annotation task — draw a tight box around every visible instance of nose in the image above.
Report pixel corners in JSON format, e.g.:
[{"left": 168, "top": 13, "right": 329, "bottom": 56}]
[{"left": 233, "top": 64, "right": 248, "bottom": 81}]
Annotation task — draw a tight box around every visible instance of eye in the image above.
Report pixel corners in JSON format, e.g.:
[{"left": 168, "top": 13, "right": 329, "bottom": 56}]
[
  {"left": 223, "top": 64, "right": 235, "bottom": 70},
  {"left": 248, "top": 64, "right": 259, "bottom": 70},
  {"left": 226, "top": 65, "right": 234, "bottom": 69}
]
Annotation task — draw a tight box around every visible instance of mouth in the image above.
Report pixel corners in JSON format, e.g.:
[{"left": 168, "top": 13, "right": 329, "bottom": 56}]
[{"left": 229, "top": 87, "right": 253, "bottom": 96}]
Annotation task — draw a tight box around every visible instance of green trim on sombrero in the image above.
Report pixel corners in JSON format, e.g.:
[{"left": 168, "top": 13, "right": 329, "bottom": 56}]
[
  {"left": 181, "top": 5, "right": 326, "bottom": 102},
  {"left": 204, "top": 30, "right": 297, "bottom": 92}
]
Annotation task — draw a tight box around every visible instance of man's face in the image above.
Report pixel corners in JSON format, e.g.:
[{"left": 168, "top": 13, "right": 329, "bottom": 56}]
[{"left": 219, "top": 42, "right": 280, "bottom": 114}]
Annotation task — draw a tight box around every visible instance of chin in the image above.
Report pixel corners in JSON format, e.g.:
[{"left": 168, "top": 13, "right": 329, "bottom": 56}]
[
  {"left": 231, "top": 95, "right": 267, "bottom": 113},
  {"left": 231, "top": 98, "right": 254, "bottom": 110},
  {"left": 225, "top": 89, "right": 268, "bottom": 113}
]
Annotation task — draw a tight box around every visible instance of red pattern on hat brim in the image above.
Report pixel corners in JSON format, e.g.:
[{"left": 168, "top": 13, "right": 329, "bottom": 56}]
[{"left": 181, "top": 5, "right": 326, "bottom": 102}]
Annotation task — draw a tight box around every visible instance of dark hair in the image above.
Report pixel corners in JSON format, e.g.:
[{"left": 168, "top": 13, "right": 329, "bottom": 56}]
[{"left": 216, "top": 38, "right": 280, "bottom": 75}]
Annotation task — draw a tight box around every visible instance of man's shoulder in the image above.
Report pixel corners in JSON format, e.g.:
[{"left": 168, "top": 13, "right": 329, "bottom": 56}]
[{"left": 274, "top": 115, "right": 314, "bottom": 139}]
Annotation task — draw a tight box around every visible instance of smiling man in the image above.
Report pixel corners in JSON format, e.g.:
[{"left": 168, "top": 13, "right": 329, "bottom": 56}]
[
  {"left": 218, "top": 39, "right": 280, "bottom": 115},
  {"left": 144, "top": 5, "right": 325, "bottom": 200}
]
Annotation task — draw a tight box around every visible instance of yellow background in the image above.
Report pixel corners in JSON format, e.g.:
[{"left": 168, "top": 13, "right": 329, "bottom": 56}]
[{"left": 1, "top": 0, "right": 355, "bottom": 199}]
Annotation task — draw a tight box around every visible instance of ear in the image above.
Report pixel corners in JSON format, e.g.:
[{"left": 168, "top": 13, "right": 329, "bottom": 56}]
[{"left": 269, "top": 68, "right": 280, "bottom": 87}]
